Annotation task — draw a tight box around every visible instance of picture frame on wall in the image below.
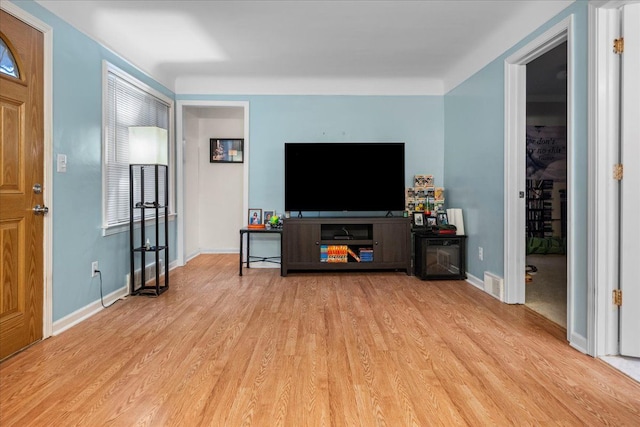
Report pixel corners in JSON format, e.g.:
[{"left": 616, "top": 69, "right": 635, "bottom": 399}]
[
  {"left": 413, "top": 212, "right": 425, "bottom": 227},
  {"left": 248, "top": 208, "right": 262, "bottom": 225},
  {"left": 210, "top": 138, "right": 244, "bottom": 163}
]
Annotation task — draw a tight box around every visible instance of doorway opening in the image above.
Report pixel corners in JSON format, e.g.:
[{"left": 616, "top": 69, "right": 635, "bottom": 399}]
[
  {"left": 504, "top": 16, "right": 578, "bottom": 347},
  {"left": 175, "top": 101, "right": 250, "bottom": 267},
  {"left": 524, "top": 42, "right": 568, "bottom": 328}
]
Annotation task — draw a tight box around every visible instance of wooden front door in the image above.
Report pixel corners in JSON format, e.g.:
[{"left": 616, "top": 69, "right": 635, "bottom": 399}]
[{"left": 0, "top": 10, "right": 45, "bottom": 360}]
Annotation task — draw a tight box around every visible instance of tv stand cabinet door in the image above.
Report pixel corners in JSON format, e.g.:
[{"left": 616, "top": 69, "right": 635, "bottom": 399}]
[
  {"left": 282, "top": 221, "right": 320, "bottom": 272},
  {"left": 374, "top": 220, "right": 411, "bottom": 269}
]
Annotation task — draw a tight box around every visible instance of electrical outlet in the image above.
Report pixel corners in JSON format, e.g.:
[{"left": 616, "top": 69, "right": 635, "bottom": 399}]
[
  {"left": 91, "top": 261, "right": 99, "bottom": 278},
  {"left": 478, "top": 247, "right": 484, "bottom": 261}
]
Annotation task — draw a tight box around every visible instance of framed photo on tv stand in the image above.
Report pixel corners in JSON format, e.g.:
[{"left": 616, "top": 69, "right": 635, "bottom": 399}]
[{"left": 413, "top": 212, "right": 425, "bottom": 227}]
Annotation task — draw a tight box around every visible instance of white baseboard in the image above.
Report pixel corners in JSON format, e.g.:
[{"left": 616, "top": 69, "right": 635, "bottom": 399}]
[
  {"left": 53, "top": 262, "right": 180, "bottom": 336},
  {"left": 186, "top": 249, "right": 238, "bottom": 263},
  {"left": 200, "top": 248, "right": 239, "bottom": 254},
  {"left": 465, "top": 272, "right": 484, "bottom": 291},
  {"left": 570, "top": 332, "right": 588, "bottom": 354},
  {"left": 52, "top": 285, "right": 128, "bottom": 335},
  {"left": 185, "top": 251, "right": 200, "bottom": 263}
]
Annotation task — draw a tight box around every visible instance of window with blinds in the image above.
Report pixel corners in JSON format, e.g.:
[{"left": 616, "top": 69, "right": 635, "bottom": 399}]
[{"left": 103, "top": 62, "right": 172, "bottom": 229}]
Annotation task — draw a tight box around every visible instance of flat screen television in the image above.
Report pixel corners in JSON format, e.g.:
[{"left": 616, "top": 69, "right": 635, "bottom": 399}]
[{"left": 284, "top": 142, "right": 406, "bottom": 213}]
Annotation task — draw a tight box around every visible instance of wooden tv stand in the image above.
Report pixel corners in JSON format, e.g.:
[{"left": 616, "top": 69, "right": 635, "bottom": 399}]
[{"left": 281, "top": 217, "right": 411, "bottom": 276}]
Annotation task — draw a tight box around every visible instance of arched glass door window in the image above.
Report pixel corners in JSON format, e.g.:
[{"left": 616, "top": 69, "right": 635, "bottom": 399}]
[{"left": 0, "top": 36, "right": 20, "bottom": 78}]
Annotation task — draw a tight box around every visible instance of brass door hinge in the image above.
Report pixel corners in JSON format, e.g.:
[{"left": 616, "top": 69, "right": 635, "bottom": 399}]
[
  {"left": 613, "top": 289, "right": 622, "bottom": 306},
  {"left": 614, "top": 37, "right": 624, "bottom": 54},
  {"left": 614, "top": 163, "right": 623, "bottom": 180}
]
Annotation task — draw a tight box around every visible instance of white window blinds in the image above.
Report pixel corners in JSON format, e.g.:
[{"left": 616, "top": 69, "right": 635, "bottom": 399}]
[{"left": 104, "top": 64, "right": 171, "bottom": 228}]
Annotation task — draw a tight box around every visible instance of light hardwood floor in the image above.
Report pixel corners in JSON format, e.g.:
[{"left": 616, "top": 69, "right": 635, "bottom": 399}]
[{"left": 1, "top": 254, "right": 639, "bottom": 426}]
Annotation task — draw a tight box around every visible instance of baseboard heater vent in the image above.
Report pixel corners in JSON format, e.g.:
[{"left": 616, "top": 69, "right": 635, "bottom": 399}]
[
  {"left": 484, "top": 272, "right": 504, "bottom": 301},
  {"left": 127, "top": 259, "right": 164, "bottom": 292}
]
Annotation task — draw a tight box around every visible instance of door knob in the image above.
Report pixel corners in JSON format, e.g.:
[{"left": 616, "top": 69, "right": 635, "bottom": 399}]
[{"left": 33, "top": 205, "right": 49, "bottom": 215}]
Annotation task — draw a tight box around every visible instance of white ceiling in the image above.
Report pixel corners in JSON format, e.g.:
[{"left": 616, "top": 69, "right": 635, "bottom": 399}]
[{"left": 35, "top": 0, "right": 574, "bottom": 94}]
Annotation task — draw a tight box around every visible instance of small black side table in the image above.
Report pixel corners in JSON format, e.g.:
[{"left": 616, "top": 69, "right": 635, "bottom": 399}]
[
  {"left": 239, "top": 227, "right": 283, "bottom": 276},
  {"left": 413, "top": 232, "right": 467, "bottom": 280}
]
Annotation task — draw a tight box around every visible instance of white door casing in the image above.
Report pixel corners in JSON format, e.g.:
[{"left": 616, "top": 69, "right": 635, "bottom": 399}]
[
  {"left": 175, "top": 100, "right": 250, "bottom": 266},
  {"left": 588, "top": 2, "right": 621, "bottom": 358},
  {"left": 504, "top": 17, "right": 578, "bottom": 346},
  {"left": 619, "top": 2, "right": 640, "bottom": 357}
]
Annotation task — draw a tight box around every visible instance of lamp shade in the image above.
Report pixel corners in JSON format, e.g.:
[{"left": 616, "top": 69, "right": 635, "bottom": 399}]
[{"left": 128, "top": 126, "right": 168, "bottom": 165}]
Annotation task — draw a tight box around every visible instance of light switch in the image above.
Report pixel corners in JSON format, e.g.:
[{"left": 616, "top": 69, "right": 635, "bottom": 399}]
[{"left": 57, "top": 154, "right": 67, "bottom": 173}]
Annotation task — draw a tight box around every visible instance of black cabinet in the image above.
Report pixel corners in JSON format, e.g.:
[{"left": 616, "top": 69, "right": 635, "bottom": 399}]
[
  {"left": 282, "top": 217, "right": 411, "bottom": 276},
  {"left": 414, "top": 233, "right": 467, "bottom": 280},
  {"left": 129, "top": 164, "right": 169, "bottom": 296}
]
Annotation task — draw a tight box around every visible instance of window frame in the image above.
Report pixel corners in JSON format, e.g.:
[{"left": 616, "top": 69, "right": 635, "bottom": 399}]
[{"left": 101, "top": 61, "right": 175, "bottom": 236}]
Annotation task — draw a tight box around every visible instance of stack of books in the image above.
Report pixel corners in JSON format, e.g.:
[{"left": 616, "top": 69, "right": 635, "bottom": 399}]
[
  {"left": 320, "top": 245, "right": 349, "bottom": 263},
  {"left": 320, "top": 245, "right": 328, "bottom": 262},
  {"left": 359, "top": 248, "right": 374, "bottom": 262}
]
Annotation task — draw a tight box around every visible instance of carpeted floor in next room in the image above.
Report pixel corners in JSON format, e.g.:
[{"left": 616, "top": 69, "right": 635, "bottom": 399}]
[{"left": 525, "top": 253, "right": 567, "bottom": 329}]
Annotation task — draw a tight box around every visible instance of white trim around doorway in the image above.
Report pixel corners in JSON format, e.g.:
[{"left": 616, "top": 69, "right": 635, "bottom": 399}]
[
  {"left": 175, "top": 100, "right": 250, "bottom": 267},
  {"left": 588, "top": 1, "right": 628, "bottom": 358},
  {"left": 587, "top": 3, "right": 640, "bottom": 387},
  {"left": 504, "top": 16, "right": 578, "bottom": 347}
]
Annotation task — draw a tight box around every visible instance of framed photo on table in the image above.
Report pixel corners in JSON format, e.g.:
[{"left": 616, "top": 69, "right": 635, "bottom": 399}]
[
  {"left": 263, "top": 210, "right": 275, "bottom": 224},
  {"left": 413, "top": 212, "right": 425, "bottom": 227},
  {"left": 437, "top": 212, "right": 448, "bottom": 225},
  {"left": 248, "top": 208, "right": 262, "bottom": 225}
]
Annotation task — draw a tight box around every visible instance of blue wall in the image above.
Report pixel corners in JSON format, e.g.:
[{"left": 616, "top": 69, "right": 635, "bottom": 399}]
[
  {"left": 12, "top": 0, "right": 591, "bottom": 340},
  {"left": 444, "top": 60, "right": 506, "bottom": 278},
  {"left": 12, "top": 1, "right": 176, "bottom": 322},
  {"left": 179, "top": 94, "right": 445, "bottom": 214},
  {"left": 444, "top": 1, "right": 589, "bottom": 336}
]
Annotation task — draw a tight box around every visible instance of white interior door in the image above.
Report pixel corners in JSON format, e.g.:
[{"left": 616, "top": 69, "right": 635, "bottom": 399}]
[{"left": 620, "top": 2, "right": 640, "bottom": 357}]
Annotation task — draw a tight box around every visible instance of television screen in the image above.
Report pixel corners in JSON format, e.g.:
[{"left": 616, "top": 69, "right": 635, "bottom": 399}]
[{"left": 284, "top": 142, "right": 406, "bottom": 213}]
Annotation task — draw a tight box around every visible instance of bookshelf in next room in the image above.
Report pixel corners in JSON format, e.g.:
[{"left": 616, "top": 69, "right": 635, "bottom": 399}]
[{"left": 526, "top": 179, "right": 553, "bottom": 238}]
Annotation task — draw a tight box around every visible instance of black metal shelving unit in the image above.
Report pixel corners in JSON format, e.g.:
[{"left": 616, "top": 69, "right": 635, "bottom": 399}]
[{"left": 129, "top": 164, "right": 169, "bottom": 296}]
